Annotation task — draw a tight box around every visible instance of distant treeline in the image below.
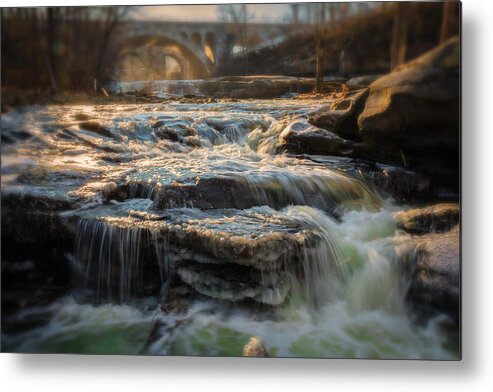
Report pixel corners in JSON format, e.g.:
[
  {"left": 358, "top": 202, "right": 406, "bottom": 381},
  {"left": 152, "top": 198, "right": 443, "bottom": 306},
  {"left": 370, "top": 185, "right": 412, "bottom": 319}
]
[
  {"left": 1, "top": 2, "right": 460, "bottom": 99},
  {"left": 1, "top": 6, "right": 129, "bottom": 96},
  {"left": 218, "top": 2, "right": 460, "bottom": 81}
]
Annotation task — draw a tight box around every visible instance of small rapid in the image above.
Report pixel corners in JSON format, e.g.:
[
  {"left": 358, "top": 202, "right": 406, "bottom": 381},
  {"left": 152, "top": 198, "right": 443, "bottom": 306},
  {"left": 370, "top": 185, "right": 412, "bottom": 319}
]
[{"left": 0, "top": 97, "right": 458, "bottom": 358}]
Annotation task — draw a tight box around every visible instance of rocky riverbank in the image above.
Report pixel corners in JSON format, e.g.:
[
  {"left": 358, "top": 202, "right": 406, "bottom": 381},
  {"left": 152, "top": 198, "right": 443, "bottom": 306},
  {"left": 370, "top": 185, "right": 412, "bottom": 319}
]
[{"left": 1, "top": 38, "right": 460, "bottom": 358}]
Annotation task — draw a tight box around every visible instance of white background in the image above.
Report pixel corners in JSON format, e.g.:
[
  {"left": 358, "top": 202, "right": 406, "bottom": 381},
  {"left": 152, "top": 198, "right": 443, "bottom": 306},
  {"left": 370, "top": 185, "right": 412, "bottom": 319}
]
[{"left": 1, "top": 0, "right": 491, "bottom": 391}]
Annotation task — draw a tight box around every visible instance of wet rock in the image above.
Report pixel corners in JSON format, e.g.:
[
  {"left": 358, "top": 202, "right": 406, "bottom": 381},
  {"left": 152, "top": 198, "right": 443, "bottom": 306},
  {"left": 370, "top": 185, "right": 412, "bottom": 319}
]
[
  {"left": 160, "top": 284, "right": 194, "bottom": 315},
  {"left": 73, "top": 113, "right": 91, "bottom": 121},
  {"left": 394, "top": 203, "right": 459, "bottom": 234},
  {"left": 152, "top": 173, "right": 358, "bottom": 216},
  {"left": 404, "top": 225, "right": 460, "bottom": 326},
  {"left": 357, "top": 37, "right": 460, "bottom": 190},
  {"left": 152, "top": 177, "right": 255, "bottom": 210},
  {"left": 78, "top": 121, "right": 113, "bottom": 138},
  {"left": 59, "top": 127, "right": 123, "bottom": 153},
  {"left": 1, "top": 188, "right": 78, "bottom": 211},
  {"left": 243, "top": 336, "right": 270, "bottom": 357},
  {"left": 1, "top": 197, "right": 74, "bottom": 280},
  {"left": 68, "top": 203, "right": 328, "bottom": 305},
  {"left": 151, "top": 120, "right": 165, "bottom": 129},
  {"left": 184, "top": 135, "right": 201, "bottom": 148},
  {"left": 363, "top": 165, "right": 432, "bottom": 201},
  {"left": 280, "top": 119, "right": 353, "bottom": 156},
  {"left": 155, "top": 126, "right": 179, "bottom": 142},
  {"left": 0, "top": 128, "right": 32, "bottom": 143},
  {"left": 308, "top": 88, "right": 368, "bottom": 141},
  {"left": 74, "top": 204, "right": 323, "bottom": 273},
  {"left": 177, "top": 263, "right": 290, "bottom": 305}
]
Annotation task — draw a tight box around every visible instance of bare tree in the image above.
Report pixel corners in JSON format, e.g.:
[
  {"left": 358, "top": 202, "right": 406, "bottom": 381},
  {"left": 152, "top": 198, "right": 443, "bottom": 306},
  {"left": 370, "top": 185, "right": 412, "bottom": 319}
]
[
  {"left": 390, "top": 2, "right": 409, "bottom": 71},
  {"left": 44, "top": 7, "right": 62, "bottom": 94},
  {"left": 289, "top": 3, "right": 300, "bottom": 24},
  {"left": 440, "top": 1, "right": 457, "bottom": 43},
  {"left": 218, "top": 4, "right": 253, "bottom": 73},
  {"left": 315, "top": 3, "right": 327, "bottom": 93},
  {"left": 94, "top": 7, "right": 130, "bottom": 89}
]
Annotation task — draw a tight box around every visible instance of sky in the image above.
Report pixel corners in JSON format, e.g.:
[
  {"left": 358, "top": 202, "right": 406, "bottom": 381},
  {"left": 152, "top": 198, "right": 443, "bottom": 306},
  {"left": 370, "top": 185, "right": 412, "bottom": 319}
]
[{"left": 134, "top": 4, "right": 293, "bottom": 23}]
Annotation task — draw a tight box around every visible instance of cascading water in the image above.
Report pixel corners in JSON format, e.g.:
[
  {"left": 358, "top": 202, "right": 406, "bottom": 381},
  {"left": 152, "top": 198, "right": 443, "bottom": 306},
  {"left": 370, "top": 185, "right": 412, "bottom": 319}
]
[
  {"left": 75, "top": 220, "right": 148, "bottom": 303},
  {"left": 0, "top": 95, "right": 458, "bottom": 358}
]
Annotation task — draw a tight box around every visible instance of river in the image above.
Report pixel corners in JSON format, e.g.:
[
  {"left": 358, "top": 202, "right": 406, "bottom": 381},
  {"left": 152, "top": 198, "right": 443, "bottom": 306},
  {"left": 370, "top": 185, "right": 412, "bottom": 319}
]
[{"left": 0, "top": 97, "right": 458, "bottom": 359}]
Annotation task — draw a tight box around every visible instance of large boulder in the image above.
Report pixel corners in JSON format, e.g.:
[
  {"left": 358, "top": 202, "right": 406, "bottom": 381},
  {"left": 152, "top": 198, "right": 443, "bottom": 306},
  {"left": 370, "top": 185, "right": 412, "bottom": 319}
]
[
  {"left": 356, "top": 36, "right": 460, "bottom": 190},
  {"left": 404, "top": 225, "right": 460, "bottom": 326},
  {"left": 394, "top": 203, "right": 460, "bottom": 234}
]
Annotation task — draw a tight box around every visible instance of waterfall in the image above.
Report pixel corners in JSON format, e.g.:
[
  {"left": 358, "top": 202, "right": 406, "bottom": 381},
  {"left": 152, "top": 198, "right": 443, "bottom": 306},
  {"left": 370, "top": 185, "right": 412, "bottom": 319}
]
[
  {"left": 280, "top": 206, "right": 349, "bottom": 307},
  {"left": 2, "top": 99, "right": 458, "bottom": 358},
  {"left": 242, "top": 169, "right": 382, "bottom": 214},
  {"left": 74, "top": 219, "right": 170, "bottom": 303}
]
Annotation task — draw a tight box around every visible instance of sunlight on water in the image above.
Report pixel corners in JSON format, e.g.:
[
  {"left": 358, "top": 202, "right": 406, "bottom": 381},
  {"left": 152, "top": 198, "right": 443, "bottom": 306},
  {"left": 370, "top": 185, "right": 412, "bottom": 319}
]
[{"left": 1, "top": 98, "right": 458, "bottom": 358}]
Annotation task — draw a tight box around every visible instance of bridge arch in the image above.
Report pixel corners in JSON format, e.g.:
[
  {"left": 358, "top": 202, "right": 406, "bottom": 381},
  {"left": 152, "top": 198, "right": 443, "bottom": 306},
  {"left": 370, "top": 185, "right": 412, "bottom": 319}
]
[{"left": 116, "top": 34, "right": 212, "bottom": 80}]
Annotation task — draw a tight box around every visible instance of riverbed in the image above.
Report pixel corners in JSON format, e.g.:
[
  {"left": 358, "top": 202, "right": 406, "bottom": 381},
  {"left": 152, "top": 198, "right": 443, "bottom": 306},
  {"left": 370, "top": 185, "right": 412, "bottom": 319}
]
[{"left": 0, "top": 97, "right": 459, "bottom": 358}]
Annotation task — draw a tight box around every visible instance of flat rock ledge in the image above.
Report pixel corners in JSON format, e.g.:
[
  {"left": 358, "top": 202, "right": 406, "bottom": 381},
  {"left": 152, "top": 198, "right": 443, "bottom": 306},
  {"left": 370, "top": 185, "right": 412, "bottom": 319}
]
[{"left": 72, "top": 203, "right": 324, "bottom": 305}]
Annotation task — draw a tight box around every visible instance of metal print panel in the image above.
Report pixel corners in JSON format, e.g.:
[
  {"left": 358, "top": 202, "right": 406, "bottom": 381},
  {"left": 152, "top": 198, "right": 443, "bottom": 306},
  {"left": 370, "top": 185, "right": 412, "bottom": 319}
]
[{"left": 0, "top": 1, "right": 461, "bottom": 359}]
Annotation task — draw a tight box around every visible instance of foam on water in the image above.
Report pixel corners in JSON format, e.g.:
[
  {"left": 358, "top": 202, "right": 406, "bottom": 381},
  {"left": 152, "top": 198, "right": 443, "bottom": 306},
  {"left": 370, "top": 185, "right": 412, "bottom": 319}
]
[
  {"left": 1, "top": 99, "right": 458, "bottom": 358},
  {"left": 2, "top": 296, "right": 156, "bottom": 354},
  {"left": 145, "top": 208, "right": 456, "bottom": 359}
]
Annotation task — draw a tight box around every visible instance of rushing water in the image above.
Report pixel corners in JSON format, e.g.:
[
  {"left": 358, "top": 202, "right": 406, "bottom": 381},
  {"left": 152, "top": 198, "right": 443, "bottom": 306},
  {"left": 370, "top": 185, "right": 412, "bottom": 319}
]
[{"left": 1, "top": 97, "right": 458, "bottom": 358}]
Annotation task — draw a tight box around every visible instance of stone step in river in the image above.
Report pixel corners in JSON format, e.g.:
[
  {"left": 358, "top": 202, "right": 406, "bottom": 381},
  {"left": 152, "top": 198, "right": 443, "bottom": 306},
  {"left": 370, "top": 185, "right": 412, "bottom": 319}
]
[{"left": 1, "top": 98, "right": 459, "bottom": 358}]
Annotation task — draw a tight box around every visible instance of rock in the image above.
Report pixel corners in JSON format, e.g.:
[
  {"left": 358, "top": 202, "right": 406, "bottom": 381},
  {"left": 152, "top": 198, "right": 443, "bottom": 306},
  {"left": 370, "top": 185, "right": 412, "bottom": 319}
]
[
  {"left": 1, "top": 191, "right": 75, "bottom": 287},
  {"left": 155, "top": 126, "right": 180, "bottom": 142},
  {"left": 74, "top": 204, "right": 324, "bottom": 273},
  {"left": 151, "top": 120, "right": 165, "bottom": 129},
  {"left": 73, "top": 113, "right": 91, "bottom": 121},
  {"left": 69, "top": 202, "right": 339, "bottom": 305},
  {"left": 394, "top": 203, "right": 460, "bottom": 234},
  {"left": 404, "top": 225, "right": 460, "bottom": 326},
  {"left": 280, "top": 119, "right": 354, "bottom": 155},
  {"left": 78, "top": 121, "right": 113, "bottom": 138},
  {"left": 152, "top": 169, "right": 378, "bottom": 216},
  {"left": 346, "top": 75, "right": 382, "bottom": 88},
  {"left": 184, "top": 135, "right": 201, "bottom": 148},
  {"left": 198, "top": 76, "right": 319, "bottom": 99},
  {"left": 363, "top": 165, "right": 432, "bottom": 201},
  {"left": 243, "top": 336, "right": 270, "bottom": 357},
  {"left": 193, "top": 176, "right": 256, "bottom": 209},
  {"left": 308, "top": 89, "right": 368, "bottom": 141},
  {"left": 160, "top": 284, "right": 194, "bottom": 315},
  {"left": 177, "top": 263, "right": 290, "bottom": 305},
  {"left": 357, "top": 36, "right": 460, "bottom": 190},
  {"left": 303, "top": 38, "right": 460, "bottom": 193}
]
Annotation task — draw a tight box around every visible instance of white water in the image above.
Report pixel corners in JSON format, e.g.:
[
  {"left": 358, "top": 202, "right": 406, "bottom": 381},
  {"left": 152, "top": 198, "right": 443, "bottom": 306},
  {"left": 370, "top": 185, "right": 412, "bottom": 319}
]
[
  {"left": 144, "top": 208, "right": 454, "bottom": 359},
  {"left": 0, "top": 98, "right": 458, "bottom": 358}
]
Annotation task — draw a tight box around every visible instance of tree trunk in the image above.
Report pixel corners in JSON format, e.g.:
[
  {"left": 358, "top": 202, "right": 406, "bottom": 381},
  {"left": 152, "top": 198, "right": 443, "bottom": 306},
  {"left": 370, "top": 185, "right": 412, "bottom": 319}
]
[
  {"left": 315, "top": 34, "right": 323, "bottom": 93},
  {"left": 315, "top": 4, "right": 326, "bottom": 93},
  {"left": 45, "top": 8, "right": 59, "bottom": 94},
  {"left": 440, "top": 1, "right": 455, "bottom": 43},
  {"left": 390, "top": 3, "right": 409, "bottom": 71}
]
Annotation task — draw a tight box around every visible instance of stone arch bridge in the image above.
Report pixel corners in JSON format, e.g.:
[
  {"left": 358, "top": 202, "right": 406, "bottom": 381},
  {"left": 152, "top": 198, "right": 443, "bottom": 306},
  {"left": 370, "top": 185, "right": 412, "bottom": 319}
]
[{"left": 111, "top": 20, "right": 298, "bottom": 80}]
